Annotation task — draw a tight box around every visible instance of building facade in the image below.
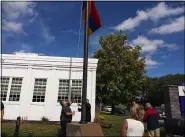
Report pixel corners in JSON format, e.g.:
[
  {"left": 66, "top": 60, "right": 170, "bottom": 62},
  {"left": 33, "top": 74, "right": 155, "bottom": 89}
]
[{"left": 0, "top": 53, "right": 98, "bottom": 122}]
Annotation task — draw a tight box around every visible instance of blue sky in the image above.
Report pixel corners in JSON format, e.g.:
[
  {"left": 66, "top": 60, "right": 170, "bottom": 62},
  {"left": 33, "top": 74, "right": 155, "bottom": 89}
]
[{"left": 1, "top": 1, "right": 184, "bottom": 77}]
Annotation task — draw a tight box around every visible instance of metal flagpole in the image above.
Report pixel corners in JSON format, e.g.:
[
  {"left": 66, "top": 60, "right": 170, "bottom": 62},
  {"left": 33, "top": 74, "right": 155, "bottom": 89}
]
[{"left": 79, "top": 1, "right": 89, "bottom": 124}]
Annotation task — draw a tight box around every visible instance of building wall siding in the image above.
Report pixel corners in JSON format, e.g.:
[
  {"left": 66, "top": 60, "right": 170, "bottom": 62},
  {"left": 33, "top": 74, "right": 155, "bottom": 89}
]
[{"left": 1, "top": 53, "right": 98, "bottom": 122}]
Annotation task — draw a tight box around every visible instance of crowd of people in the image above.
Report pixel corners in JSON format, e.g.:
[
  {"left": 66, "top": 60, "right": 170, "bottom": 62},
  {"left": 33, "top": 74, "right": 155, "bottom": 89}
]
[
  {"left": 1, "top": 100, "right": 160, "bottom": 137},
  {"left": 59, "top": 99, "right": 160, "bottom": 137},
  {"left": 121, "top": 101, "right": 161, "bottom": 137}
]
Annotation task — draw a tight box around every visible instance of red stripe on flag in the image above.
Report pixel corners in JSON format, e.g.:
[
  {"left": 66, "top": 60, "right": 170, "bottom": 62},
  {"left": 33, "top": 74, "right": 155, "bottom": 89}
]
[{"left": 90, "top": 1, "right": 101, "bottom": 28}]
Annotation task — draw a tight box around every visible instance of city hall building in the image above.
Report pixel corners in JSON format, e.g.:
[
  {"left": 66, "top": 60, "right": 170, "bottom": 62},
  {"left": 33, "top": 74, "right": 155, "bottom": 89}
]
[{"left": 0, "top": 53, "right": 98, "bottom": 122}]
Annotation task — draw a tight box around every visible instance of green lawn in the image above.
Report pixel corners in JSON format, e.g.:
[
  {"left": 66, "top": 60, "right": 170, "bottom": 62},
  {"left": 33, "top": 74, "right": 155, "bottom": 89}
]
[{"left": 1, "top": 113, "right": 165, "bottom": 136}]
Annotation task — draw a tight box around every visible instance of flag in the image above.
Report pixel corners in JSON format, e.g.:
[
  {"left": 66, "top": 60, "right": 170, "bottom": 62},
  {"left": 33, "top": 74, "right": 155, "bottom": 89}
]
[{"left": 82, "top": 1, "right": 102, "bottom": 36}]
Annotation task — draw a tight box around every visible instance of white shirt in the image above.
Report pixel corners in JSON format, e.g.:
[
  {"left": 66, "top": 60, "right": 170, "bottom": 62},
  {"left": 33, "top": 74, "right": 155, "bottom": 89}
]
[{"left": 126, "top": 118, "right": 144, "bottom": 137}]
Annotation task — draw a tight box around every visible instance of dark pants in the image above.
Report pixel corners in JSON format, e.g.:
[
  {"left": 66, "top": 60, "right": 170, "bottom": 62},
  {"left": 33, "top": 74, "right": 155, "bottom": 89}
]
[
  {"left": 61, "top": 121, "right": 67, "bottom": 137},
  {"left": 61, "top": 120, "right": 71, "bottom": 137}
]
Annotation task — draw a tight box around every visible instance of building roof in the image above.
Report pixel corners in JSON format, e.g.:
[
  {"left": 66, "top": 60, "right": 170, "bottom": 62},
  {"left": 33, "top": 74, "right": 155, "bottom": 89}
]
[{"left": 1, "top": 53, "right": 98, "bottom": 70}]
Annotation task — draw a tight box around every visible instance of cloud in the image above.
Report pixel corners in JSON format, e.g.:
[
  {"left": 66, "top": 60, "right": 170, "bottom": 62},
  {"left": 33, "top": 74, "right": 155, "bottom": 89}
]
[
  {"left": 115, "top": 2, "right": 184, "bottom": 31},
  {"left": 115, "top": 10, "right": 148, "bottom": 31},
  {"left": 14, "top": 44, "right": 33, "bottom": 53},
  {"left": 130, "top": 36, "right": 178, "bottom": 54},
  {"left": 145, "top": 56, "right": 161, "bottom": 69},
  {"left": 2, "top": 2, "right": 37, "bottom": 34},
  {"left": 61, "top": 29, "right": 82, "bottom": 35},
  {"left": 29, "top": 12, "right": 39, "bottom": 23},
  {"left": 2, "top": 1, "right": 36, "bottom": 20},
  {"left": 41, "top": 24, "right": 55, "bottom": 44},
  {"left": 130, "top": 36, "right": 164, "bottom": 53},
  {"left": 2, "top": 21, "right": 26, "bottom": 34},
  {"left": 150, "top": 16, "right": 184, "bottom": 34}
]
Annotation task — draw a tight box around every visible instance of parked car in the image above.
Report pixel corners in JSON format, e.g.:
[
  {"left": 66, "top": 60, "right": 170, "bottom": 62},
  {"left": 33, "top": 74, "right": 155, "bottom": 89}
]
[
  {"left": 102, "top": 106, "right": 112, "bottom": 112},
  {"left": 114, "top": 108, "right": 126, "bottom": 114},
  {"left": 106, "top": 106, "right": 112, "bottom": 112}
]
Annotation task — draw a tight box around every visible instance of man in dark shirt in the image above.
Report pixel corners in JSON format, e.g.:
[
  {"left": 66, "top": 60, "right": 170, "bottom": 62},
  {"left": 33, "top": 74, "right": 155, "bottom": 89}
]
[
  {"left": 143, "top": 103, "right": 160, "bottom": 137},
  {"left": 60, "top": 100, "right": 74, "bottom": 137},
  {"left": 1, "top": 101, "right": 5, "bottom": 120},
  {"left": 66, "top": 100, "right": 73, "bottom": 122}
]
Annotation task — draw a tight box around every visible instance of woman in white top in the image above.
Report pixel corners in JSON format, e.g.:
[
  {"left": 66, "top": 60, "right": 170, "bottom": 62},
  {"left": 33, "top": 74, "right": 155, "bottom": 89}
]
[{"left": 121, "top": 105, "right": 145, "bottom": 137}]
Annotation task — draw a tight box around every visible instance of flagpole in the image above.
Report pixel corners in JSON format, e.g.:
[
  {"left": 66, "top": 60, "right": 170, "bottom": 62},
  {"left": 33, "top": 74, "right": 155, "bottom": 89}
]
[{"left": 80, "top": 1, "right": 89, "bottom": 124}]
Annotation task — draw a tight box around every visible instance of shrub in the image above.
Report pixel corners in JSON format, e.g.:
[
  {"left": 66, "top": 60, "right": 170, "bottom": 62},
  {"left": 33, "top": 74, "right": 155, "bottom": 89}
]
[
  {"left": 94, "top": 112, "right": 112, "bottom": 128},
  {"left": 41, "top": 116, "right": 49, "bottom": 122}
]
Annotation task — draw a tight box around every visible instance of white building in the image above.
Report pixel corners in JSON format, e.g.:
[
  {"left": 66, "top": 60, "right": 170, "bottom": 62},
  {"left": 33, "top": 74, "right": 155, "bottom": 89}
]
[{"left": 0, "top": 53, "right": 98, "bottom": 122}]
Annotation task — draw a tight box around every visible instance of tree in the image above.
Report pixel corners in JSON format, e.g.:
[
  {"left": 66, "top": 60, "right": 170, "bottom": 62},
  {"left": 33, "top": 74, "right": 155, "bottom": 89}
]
[
  {"left": 138, "top": 76, "right": 153, "bottom": 105},
  {"left": 93, "top": 32, "right": 146, "bottom": 114},
  {"left": 146, "top": 74, "right": 185, "bottom": 106}
]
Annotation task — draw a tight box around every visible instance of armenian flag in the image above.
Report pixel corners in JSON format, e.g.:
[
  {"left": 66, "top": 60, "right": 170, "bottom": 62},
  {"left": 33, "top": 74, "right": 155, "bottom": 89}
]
[{"left": 82, "top": 1, "right": 102, "bottom": 36}]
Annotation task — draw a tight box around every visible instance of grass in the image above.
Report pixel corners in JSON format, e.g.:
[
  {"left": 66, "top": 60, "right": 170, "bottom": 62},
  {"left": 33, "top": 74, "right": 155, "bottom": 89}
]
[
  {"left": 101, "top": 113, "right": 130, "bottom": 136},
  {"left": 2, "top": 123, "right": 60, "bottom": 137},
  {"left": 1, "top": 113, "right": 165, "bottom": 137}
]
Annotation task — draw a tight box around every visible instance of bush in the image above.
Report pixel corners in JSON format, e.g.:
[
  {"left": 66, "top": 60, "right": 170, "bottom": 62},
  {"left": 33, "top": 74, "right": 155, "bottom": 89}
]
[
  {"left": 41, "top": 116, "right": 49, "bottom": 122},
  {"left": 94, "top": 113, "right": 112, "bottom": 128}
]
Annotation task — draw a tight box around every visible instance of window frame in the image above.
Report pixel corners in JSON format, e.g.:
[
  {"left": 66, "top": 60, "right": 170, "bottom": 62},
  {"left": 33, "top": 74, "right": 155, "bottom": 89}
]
[
  {"left": 8, "top": 77, "right": 23, "bottom": 102},
  {"left": 32, "top": 78, "right": 48, "bottom": 103},
  {"left": 71, "top": 79, "right": 83, "bottom": 104},
  {"left": 0, "top": 76, "right": 10, "bottom": 101},
  {"left": 0, "top": 76, "right": 23, "bottom": 102},
  {"left": 57, "top": 79, "right": 83, "bottom": 105},
  {"left": 57, "top": 79, "right": 70, "bottom": 103}
]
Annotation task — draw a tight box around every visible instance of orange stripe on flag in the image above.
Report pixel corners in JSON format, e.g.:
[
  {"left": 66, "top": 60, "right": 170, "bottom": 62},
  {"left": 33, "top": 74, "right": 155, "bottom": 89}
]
[{"left": 88, "top": 28, "right": 93, "bottom": 35}]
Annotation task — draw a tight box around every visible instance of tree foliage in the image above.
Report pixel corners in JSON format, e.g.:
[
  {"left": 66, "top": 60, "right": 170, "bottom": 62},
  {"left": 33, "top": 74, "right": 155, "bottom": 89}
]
[
  {"left": 93, "top": 32, "right": 146, "bottom": 113},
  {"left": 144, "top": 74, "right": 185, "bottom": 106}
]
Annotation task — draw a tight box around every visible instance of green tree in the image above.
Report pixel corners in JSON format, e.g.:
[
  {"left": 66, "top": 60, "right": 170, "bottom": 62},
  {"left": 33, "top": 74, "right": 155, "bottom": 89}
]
[
  {"left": 146, "top": 74, "right": 185, "bottom": 106},
  {"left": 93, "top": 32, "right": 146, "bottom": 114}
]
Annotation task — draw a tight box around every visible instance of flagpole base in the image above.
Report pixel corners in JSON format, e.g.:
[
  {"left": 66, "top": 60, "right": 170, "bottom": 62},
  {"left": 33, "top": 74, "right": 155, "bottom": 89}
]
[
  {"left": 66, "top": 122, "right": 104, "bottom": 136},
  {"left": 79, "top": 120, "right": 88, "bottom": 124}
]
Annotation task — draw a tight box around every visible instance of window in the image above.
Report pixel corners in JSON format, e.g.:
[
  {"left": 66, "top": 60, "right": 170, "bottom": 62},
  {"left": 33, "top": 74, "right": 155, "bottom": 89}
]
[
  {"left": 57, "top": 80, "right": 69, "bottom": 102},
  {"left": 32, "top": 79, "right": 47, "bottom": 102},
  {"left": 71, "top": 80, "right": 82, "bottom": 103},
  {"left": 9, "top": 77, "right": 23, "bottom": 101},
  {"left": 0, "top": 77, "right": 10, "bottom": 101}
]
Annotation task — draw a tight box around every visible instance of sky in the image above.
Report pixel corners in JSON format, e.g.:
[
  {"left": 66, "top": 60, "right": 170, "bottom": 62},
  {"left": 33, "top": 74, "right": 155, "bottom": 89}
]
[{"left": 1, "top": 1, "right": 184, "bottom": 77}]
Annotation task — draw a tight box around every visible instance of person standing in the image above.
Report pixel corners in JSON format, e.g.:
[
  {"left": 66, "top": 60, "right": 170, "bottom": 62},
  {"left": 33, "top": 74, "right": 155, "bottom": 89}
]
[
  {"left": 121, "top": 105, "right": 145, "bottom": 136},
  {"left": 60, "top": 100, "right": 75, "bottom": 137},
  {"left": 78, "top": 99, "right": 91, "bottom": 122},
  {"left": 1, "top": 101, "right": 5, "bottom": 120},
  {"left": 66, "top": 100, "right": 74, "bottom": 123},
  {"left": 143, "top": 103, "right": 160, "bottom": 137},
  {"left": 60, "top": 100, "right": 66, "bottom": 134},
  {"left": 86, "top": 99, "right": 91, "bottom": 122}
]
